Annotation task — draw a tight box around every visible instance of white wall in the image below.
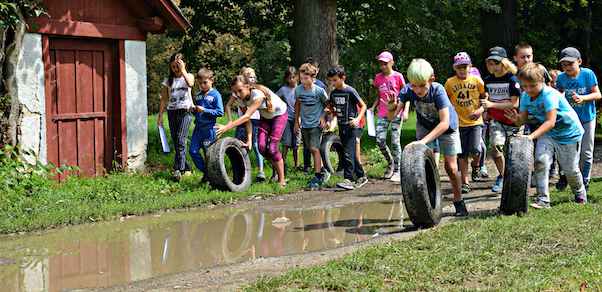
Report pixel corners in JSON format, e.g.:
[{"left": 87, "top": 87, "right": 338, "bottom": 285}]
[
  {"left": 124, "top": 40, "right": 148, "bottom": 171},
  {"left": 14, "top": 33, "right": 46, "bottom": 164}
]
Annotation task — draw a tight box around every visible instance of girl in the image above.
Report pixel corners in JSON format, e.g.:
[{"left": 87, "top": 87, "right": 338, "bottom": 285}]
[
  {"left": 480, "top": 46, "right": 521, "bottom": 193},
  {"left": 158, "top": 53, "right": 195, "bottom": 181},
  {"left": 276, "top": 67, "right": 300, "bottom": 171},
  {"left": 217, "top": 76, "right": 289, "bottom": 187},
  {"left": 225, "top": 67, "right": 266, "bottom": 182}
]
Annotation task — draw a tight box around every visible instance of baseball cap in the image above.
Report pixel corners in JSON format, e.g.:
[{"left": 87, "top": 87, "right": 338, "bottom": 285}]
[
  {"left": 377, "top": 51, "right": 394, "bottom": 63},
  {"left": 486, "top": 46, "right": 507, "bottom": 62},
  {"left": 559, "top": 47, "right": 581, "bottom": 63},
  {"left": 453, "top": 52, "right": 472, "bottom": 66}
]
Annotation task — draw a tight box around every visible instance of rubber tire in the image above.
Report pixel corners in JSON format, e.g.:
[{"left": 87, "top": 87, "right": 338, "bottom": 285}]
[
  {"left": 500, "top": 135, "right": 533, "bottom": 215},
  {"left": 320, "top": 133, "right": 345, "bottom": 174},
  {"left": 401, "top": 142, "right": 442, "bottom": 228},
  {"left": 206, "top": 137, "right": 252, "bottom": 192}
]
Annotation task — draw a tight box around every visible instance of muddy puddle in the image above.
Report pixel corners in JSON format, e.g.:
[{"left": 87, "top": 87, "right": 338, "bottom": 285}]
[{"left": 0, "top": 197, "right": 407, "bottom": 291}]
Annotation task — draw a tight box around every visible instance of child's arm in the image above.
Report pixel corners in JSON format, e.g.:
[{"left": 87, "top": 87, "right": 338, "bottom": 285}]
[
  {"left": 527, "top": 109, "right": 556, "bottom": 140},
  {"left": 201, "top": 93, "right": 225, "bottom": 117},
  {"left": 351, "top": 98, "right": 368, "bottom": 128},
  {"left": 216, "top": 97, "right": 262, "bottom": 135},
  {"left": 503, "top": 108, "right": 529, "bottom": 127},
  {"left": 157, "top": 86, "right": 169, "bottom": 127},
  {"left": 294, "top": 98, "right": 301, "bottom": 133},
  {"left": 483, "top": 96, "right": 519, "bottom": 110},
  {"left": 573, "top": 85, "right": 601, "bottom": 104},
  {"left": 244, "top": 121, "right": 253, "bottom": 148},
  {"left": 418, "top": 107, "right": 450, "bottom": 145}
]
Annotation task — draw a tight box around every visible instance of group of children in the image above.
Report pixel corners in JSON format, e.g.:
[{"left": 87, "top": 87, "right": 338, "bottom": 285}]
[{"left": 159, "top": 42, "right": 599, "bottom": 216}]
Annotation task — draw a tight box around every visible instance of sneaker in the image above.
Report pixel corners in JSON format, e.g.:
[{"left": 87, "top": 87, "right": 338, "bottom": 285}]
[
  {"left": 307, "top": 177, "right": 321, "bottom": 190},
  {"left": 461, "top": 183, "right": 471, "bottom": 194},
  {"left": 336, "top": 179, "right": 355, "bottom": 190},
  {"left": 200, "top": 175, "right": 209, "bottom": 184},
  {"left": 575, "top": 194, "right": 587, "bottom": 204},
  {"left": 453, "top": 200, "right": 469, "bottom": 217},
  {"left": 556, "top": 175, "right": 568, "bottom": 191},
  {"left": 549, "top": 167, "right": 558, "bottom": 178},
  {"left": 256, "top": 172, "right": 266, "bottom": 182},
  {"left": 530, "top": 198, "right": 551, "bottom": 209},
  {"left": 479, "top": 166, "right": 489, "bottom": 179},
  {"left": 390, "top": 172, "right": 401, "bottom": 183},
  {"left": 355, "top": 177, "right": 369, "bottom": 188},
  {"left": 383, "top": 164, "right": 394, "bottom": 179},
  {"left": 173, "top": 170, "right": 182, "bottom": 182},
  {"left": 491, "top": 176, "right": 503, "bottom": 193},
  {"left": 471, "top": 167, "right": 480, "bottom": 182}
]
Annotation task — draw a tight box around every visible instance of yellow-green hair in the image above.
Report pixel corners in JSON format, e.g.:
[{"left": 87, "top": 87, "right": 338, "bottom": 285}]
[{"left": 407, "top": 58, "right": 434, "bottom": 84}]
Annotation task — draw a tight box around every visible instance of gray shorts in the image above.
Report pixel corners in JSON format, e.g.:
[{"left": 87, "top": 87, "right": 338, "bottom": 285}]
[
  {"left": 282, "top": 120, "right": 301, "bottom": 147},
  {"left": 416, "top": 123, "right": 461, "bottom": 156},
  {"left": 302, "top": 127, "right": 322, "bottom": 151},
  {"left": 490, "top": 120, "right": 521, "bottom": 157},
  {"left": 459, "top": 125, "right": 483, "bottom": 158}
]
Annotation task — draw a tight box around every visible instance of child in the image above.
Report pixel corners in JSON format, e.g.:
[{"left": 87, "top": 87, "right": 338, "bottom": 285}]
[
  {"left": 294, "top": 63, "right": 329, "bottom": 190},
  {"left": 216, "top": 76, "right": 289, "bottom": 187},
  {"left": 371, "top": 51, "right": 410, "bottom": 182},
  {"left": 444, "top": 52, "right": 486, "bottom": 194},
  {"left": 302, "top": 57, "right": 328, "bottom": 173},
  {"left": 276, "top": 67, "right": 300, "bottom": 170},
  {"left": 504, "top": 63, "right": 587, "bottom": 208},
  {"left": 514, "top": 43, "right": 552, "bottom": 83},
  {"left": 189, "top": 68, "right": 224, "bottom": 181},
  {"left": 555, "top": 47, "right": 601, "bottom": 190},
  {"left": 225, "top": 67, "right": 266, "bottom": 182},
  {"left": 480, "top": 46, "right": 521, "bottom": 193},
  {"left": 399, "top": 59, "right": 468, "bottom": 217},
  {"left": 158, "top": 53, "right": 195, "bottom": 181},
  {"left": 326, "top": 66, "right": 369, "bottom": 190},
  {"left": 549, "top": 69, "right": 560, "bottom": 88}
]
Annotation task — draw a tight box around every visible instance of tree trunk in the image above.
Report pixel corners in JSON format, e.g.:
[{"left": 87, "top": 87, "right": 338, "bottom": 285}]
[
  {"left": 480, "top": 0, "right": 518, "bottom": 57},
  {"left": 3, "top": 10, "right": 26, "bottom": 147},
  {"left": 291, "top": 0, "right": 338, "bottom": 80},
  {"left": 583, "top": 0, "right": 593, "bottom": 66}
]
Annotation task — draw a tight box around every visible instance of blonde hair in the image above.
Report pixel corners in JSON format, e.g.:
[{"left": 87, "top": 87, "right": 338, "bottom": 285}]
[
  {"left": 501, "top": 58, "right": 518, "bottom": 75},
  {"left": 517, "top": 63, "right": 545, "bottom": 83},
  {"left": 231, "top": 75, "right": 274, "bottom": 113},
  {"left": 197, "top": 68, "right": 214, "bottom": 79},
  {"left": 299, "top": 63, "right": 318, "bottom": 77},
  {"left": 407, "top": 58, "right": 434, "bottom": 84},
  {"left": 239, "top": 67, "right": 257, "bottom": 83}
]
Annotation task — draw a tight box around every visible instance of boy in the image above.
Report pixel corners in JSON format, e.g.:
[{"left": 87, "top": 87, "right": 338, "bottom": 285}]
[
  {"left": 294, "top": 63, "right": 330, "bottom": 190},
  {"left": 555, "top": 47, "right": 601, "bottom": 190},
  {"left": 399, "top": 59, "right": 468, "bottom": 217},
  {"left": 445, "top": 52, "right": 486, "bottom": 194},
  {"left": 189, "top": 68, "right": 224, "bottom": 181},
  {"left": 372, "top": 51, "right": 410, "bottom": 182},
  {"left": 276, "top": 67, "right": 300, "bottom": 171},
  {"left": 505, "top": 63, "right": 587, "bottom": 208},
  {"left": 326, "top": 66, "right": 369, "bottom": 190}
]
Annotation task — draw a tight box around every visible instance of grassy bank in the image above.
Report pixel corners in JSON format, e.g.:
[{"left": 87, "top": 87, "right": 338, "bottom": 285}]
[
  {"left": 0, "top": 114, "right": 416, "bottom": 234},
  {"left": 247, "top": 184, "right": 602, "bottom": 291}
]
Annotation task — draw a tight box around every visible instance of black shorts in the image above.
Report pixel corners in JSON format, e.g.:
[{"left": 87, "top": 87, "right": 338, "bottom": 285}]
[{"left": 459, "top": 125, "right": 483, "bottom": 158}]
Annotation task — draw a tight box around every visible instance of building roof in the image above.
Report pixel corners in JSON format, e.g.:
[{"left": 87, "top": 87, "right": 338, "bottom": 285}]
[{"left": 148, "top": 0, "right": 192, "bottom": 31}]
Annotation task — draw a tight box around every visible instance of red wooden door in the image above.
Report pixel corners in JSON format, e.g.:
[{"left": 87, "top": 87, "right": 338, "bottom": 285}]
[{"left": 46, "top": 38, "right": 115, "bottom": 177}]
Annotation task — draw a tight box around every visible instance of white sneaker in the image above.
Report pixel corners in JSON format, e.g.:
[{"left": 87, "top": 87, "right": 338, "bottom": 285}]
[{"left": 390, "top": 172, "right": 401, "bottom": 183}]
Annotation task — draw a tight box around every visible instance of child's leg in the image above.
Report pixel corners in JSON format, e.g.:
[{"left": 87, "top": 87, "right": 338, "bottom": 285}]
[
  {"left": 439, "top": 131, "right": 463, "bottom": 202},
  {"left": 376, "top": 118, "right": 394, "bottom": 175},
  {"left": 533, "top": 136, "right": 554, "bottom": 204},
  {"left": 265, "top": 114, "right": 288, "bottom": 185},
  {"left": 303, "top": 146, "right": 311, "bottom": 171},
  {"left": 489, "top": 121, "right": 506, "bottom": 177},
  {"left": 557, "top": 141, "right": 587, "bottom": 202},
  {"left": 167, "top": 110, "right": 192, "bottom": 172},
  {"left": 458, "top": 127, "right": 470, "bottom": 185},
  {"left": 353, "top": 128, "right": 366, "bottom": 179},
  {"left": 252, "top": 119, "right": 265, "bottom": 175},
  {"left": 579, "top": 120, "right": 595, "bottom": 186},
  {"left": 339, "top": 125, "right": 355, "bottom": 180},
  {"left": 189, "top": 126, "right": 205, "bottom": 172},
  {"left": 390, "top": 117, "right": 403, "bottom": 174},
  {"left": 355, "top": 137, "right": 362, "bottom": 164}
]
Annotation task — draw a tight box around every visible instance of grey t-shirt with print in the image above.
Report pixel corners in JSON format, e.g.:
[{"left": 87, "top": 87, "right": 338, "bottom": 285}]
[{"left": 162, "top": 76, "right": 194, "bottom": 110}]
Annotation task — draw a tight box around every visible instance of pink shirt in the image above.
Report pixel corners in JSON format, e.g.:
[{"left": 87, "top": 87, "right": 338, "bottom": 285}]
[{"left": 373, "top": 71, "right": 406, "bottom": 118}]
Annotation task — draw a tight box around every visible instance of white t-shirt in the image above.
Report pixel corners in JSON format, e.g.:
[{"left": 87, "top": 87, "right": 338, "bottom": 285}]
[
  {"left": 243, "top": 88, "right": 287, "bottom": 119},
  {"left": 162, "top": 76, "right": 193, "bottom": 110}
]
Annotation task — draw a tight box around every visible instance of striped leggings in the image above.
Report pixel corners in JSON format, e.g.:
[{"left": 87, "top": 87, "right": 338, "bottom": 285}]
[{"left": 167, "top": 109, "right": 192, "bottom": 171}]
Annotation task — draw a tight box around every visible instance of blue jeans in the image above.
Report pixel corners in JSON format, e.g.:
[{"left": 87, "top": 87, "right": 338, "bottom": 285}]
[
  {"left": 236, "top": 120, "right": 264, "bottom": 173},
  {"left": 190, "top": 125, "right": 216, "bottom": 174}
]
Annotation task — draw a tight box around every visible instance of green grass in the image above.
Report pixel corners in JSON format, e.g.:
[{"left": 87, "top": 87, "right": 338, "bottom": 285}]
[
  {"left": 0, "top": 114, "right": 416, "bottom": 234},
  {"left": 246, "top": 184, "right": 602, "bottom": 291}
]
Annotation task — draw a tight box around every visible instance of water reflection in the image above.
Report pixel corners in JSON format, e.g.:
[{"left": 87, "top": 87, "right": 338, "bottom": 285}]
[{"left": 0, "top": 200, "right": 405, "bottom": 291}]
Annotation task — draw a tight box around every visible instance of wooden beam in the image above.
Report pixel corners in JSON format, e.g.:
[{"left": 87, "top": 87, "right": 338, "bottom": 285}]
[{"left": 29, "top": 18, "right": 146, "bottom": 41}]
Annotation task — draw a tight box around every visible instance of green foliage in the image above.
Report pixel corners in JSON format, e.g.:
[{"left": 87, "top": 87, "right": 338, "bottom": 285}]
[{"left": 0, "top": 0, "right": 45, "bottom": 29}]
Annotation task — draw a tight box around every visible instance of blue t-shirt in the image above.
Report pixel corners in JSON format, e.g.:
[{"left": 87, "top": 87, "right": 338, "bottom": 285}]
[
  {"left": 399, "top": 82, "right": 459, "bottom": 133},
  {"left": 519, "top": 86, "right": 584, "bottom": 144},
  {"left": 193, "top": 88, "right": 223, "bottom": 128},
  {"left": 556, "top": 67, "right": 598, "bottom": 123},
  {"left": 295, "top": 84, "right": 328, "bottom": 128},
  {"left": 314, "top": 79, "right": 327, "bottom": 89}
]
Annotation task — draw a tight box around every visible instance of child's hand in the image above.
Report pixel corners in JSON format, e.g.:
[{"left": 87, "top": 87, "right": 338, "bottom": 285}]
[
  {"left": 241, "top": 141, "right": 251, "bottom": 149},
  {"left": 177, "top": 59, "right": 186, "bottom": 72},
  {"left": 503, "top": 109, "right": 519, "bottom": 123},
  {"left": 350, "top": 118, "right": 360, "bottom": 128},
  {"left": 196, "top": 106, "right": 205, "bottom": 113},
  {"left": 294, "top": 122, "right": 300, "bottom": 134},
  {"left": 215, "top": 123, "right": 227, "bottom": 136},
  {"left": 157, "top": 114, "right": 163, "bottom": 127},
  {"left": 481, "top": 99, "right": 492, "bottom": 109},
  {"left": 572, "top": 92, "right": 584, "bottom": 104}
]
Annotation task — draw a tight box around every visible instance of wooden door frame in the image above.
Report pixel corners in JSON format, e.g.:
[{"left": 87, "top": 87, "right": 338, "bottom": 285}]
[{"left": 42, "top": 35, "right": 128, "bottom": 172}]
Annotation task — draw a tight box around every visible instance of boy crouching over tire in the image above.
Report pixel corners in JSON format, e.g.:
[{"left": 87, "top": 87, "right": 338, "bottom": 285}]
[
  {"left": 504, "top": 63, "right": 587, "bottom": 209},
  {"left": 325, "top": 66, "right": 369, "bottom": 190},
  {"left": 399, "top": 59, "right": 468, "bottom": 217}
]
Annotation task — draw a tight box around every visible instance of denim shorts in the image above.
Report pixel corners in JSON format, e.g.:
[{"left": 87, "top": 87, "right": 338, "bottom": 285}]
[
  {"left": 302, "top": 127, "right": 322, "bottom": 150},
  {"left": 416, "top": 123, "right": 461, "bottom": 156},
  {"left": 459, "top": 125, "right": 483, "bottom": 158}
]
